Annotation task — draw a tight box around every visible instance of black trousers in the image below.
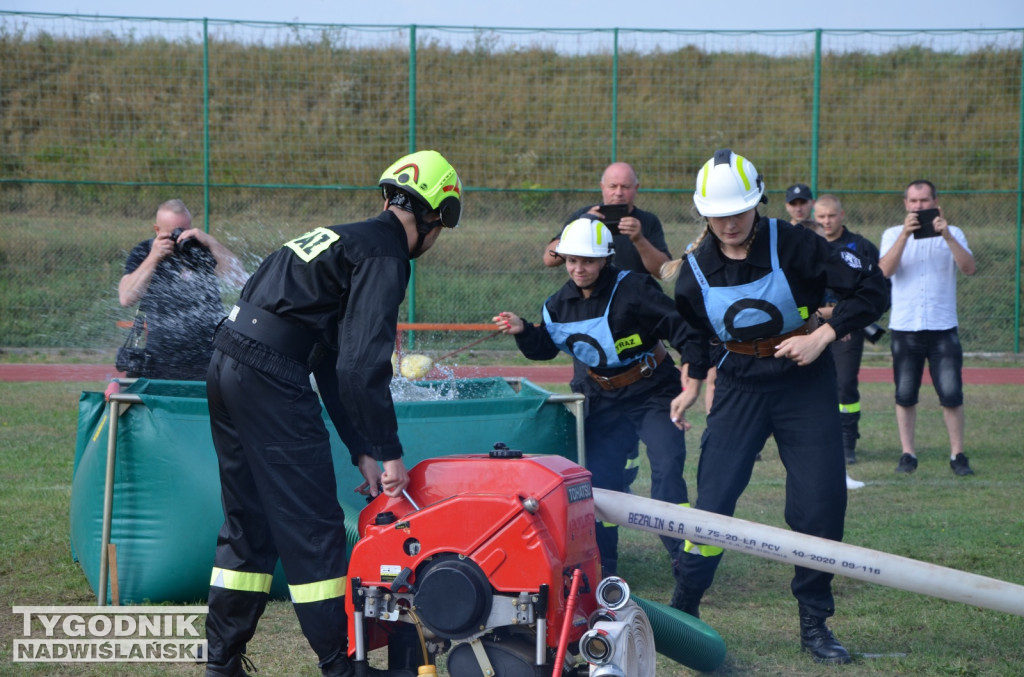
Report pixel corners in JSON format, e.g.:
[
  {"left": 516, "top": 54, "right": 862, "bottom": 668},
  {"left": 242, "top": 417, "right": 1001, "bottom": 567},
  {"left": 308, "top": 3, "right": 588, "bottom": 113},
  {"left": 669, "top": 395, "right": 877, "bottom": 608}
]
[
  {"left": 677, "top": 359, "right": 847, "bottom": 618},
  {"left": 831, "top": 331, "right": 865, "bottom": 452},
  {"left": 205, "top": 349, "right": 349, "bottom": 669},
  {"left": 585, "top": 386, "right": 689, "bottom": 575}
]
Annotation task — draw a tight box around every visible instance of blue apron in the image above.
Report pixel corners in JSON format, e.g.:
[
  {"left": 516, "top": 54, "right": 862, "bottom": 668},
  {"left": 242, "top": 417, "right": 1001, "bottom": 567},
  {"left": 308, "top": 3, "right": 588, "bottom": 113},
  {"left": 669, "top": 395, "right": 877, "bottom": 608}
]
[
  {"left": 687, "top": 219, "right": 805, "bottom": 343},
  {"left": 542, "top": 270, "right": 652, "bottom": 369}
]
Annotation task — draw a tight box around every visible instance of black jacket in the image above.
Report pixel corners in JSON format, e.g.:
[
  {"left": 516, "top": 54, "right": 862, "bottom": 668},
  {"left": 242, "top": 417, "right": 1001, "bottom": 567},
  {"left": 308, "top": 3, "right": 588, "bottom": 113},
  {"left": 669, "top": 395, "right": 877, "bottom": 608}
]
[
  {"left": 515, "top": 265, "right": 690, "bottom": 400},
  {"left": 231, "top": 210, "right": 411, "bottom": 462},
  {"left": 824, "top": 226, "right": 889, "bottom": 312},
  {"left": 674, "top": 217, "right": 888, "bottom": 390}
]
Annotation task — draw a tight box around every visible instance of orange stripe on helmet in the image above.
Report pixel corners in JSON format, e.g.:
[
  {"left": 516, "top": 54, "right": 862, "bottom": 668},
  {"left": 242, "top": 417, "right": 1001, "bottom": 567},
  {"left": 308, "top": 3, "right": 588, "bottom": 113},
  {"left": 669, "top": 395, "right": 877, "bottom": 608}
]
[{"left": 392, "top": 163, "right": 420, "bottom": 183}]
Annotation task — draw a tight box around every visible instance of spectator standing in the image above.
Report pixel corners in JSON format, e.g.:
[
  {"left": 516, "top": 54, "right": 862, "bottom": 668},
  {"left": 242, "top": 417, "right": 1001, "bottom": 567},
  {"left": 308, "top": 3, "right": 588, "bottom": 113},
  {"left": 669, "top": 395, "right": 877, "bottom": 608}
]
[
  {"left": 668, "top": 150, "right": 888, "bottom": 665},
  {"left": 879, "top": 180, "right": 977, "bottom": 476},
  {"left": 814, "top": 194, "right": 881, "bottom": 466},
  {"left": 543, "top": 161, "right": 671, "bottom": 278},
  {"left": 498, "top": 217, "right": 691, "bottom": 579},
  {"left": 118, "top": 199, "right": 243, "bottom": 381},
  {"left": 784, "top": 183, "right": 815, "bottom": 225}
]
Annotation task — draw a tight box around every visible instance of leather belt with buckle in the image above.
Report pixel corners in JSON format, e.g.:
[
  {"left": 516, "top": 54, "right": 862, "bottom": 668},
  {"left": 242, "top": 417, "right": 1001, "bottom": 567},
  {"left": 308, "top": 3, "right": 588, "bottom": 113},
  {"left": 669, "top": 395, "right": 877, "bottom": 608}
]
[
  {"left": 588, "top": 343, "right": 668, "bottom": 391},
  {"left": 722, "top": 316, "right": 817, "bottom": 358}
]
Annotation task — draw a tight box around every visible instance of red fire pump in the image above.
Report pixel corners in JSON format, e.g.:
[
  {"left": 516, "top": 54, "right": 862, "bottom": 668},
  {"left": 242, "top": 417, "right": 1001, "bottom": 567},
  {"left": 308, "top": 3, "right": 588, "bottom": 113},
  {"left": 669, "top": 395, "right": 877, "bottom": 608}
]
[{"left": 346, "top": 446, "right": 605, "bottom": 676}]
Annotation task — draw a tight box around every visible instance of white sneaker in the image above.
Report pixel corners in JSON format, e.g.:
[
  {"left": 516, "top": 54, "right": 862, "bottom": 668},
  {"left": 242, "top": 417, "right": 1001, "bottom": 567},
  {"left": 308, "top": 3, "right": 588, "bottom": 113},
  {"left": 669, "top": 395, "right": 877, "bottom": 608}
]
[{"left": 846, "top": 474, "right": 865, "bottom": 490}]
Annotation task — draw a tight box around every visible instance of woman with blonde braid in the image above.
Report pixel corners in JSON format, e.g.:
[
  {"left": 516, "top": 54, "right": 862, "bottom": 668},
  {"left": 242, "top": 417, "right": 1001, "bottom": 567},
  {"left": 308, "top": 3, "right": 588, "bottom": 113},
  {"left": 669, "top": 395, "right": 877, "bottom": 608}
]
[{"left": 666, "top": 150, "right": 888, "bottom": 665}]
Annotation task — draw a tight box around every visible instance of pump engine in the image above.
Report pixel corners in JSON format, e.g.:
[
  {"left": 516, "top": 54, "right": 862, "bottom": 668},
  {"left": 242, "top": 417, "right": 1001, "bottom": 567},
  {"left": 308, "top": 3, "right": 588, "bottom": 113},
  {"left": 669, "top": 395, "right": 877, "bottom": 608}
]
[{"left": 346, "top": 447, "right": 632, "bottom": 676}]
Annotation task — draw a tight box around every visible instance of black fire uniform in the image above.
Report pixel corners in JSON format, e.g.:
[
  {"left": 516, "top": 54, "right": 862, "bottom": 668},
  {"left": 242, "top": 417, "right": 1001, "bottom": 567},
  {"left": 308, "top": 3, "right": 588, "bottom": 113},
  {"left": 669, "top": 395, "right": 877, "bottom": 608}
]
[
  {"left": 512, "top": 264, "right": 691, "bottom": 576},
  {"left": 824, "top": 228, "right": 882, "bottom": 461},
  {"left": 204, "top": 211, "right": 411, "bottom": 673},
  {"left": 555, "top": 206, "right": 673, "bottom": 487},
  {"left": 673, "top": 218, "right": 888, "bottom": 618}
]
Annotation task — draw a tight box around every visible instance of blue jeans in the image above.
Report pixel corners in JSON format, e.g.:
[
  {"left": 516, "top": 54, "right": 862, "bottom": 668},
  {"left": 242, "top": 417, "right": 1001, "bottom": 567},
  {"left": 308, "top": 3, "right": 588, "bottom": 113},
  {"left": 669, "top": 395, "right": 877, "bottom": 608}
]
[{"left": 890, "top": 328, "right": 964, "bottom": 407}]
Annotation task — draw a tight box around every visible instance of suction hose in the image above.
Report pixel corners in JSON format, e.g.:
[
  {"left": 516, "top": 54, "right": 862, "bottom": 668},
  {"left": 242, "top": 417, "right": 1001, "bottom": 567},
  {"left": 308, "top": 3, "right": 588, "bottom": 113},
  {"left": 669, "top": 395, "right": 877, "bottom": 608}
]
[
  {"left": 630, "top": 595, "right": 726, "bottom": 673},
  {"left": 594, "top": 489, "right": 1024, "bottom": 617}
]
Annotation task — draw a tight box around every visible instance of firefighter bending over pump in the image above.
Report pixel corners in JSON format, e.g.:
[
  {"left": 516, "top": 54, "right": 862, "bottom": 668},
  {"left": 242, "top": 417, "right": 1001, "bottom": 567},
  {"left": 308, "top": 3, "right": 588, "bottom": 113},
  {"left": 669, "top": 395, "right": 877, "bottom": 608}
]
[{"left": 203, "top": 150, "right": 463, "bottom": 677}]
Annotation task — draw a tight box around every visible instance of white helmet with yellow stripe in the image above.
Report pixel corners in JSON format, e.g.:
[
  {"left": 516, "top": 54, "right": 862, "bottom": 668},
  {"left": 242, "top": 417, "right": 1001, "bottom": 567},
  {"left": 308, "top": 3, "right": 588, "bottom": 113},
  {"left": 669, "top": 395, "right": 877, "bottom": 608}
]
[
  {"left": 555, "top": 217, "right": 615, "bottom": 258},
  {"left": 693, "top": 149, "right": 766, "bottom": 217}
]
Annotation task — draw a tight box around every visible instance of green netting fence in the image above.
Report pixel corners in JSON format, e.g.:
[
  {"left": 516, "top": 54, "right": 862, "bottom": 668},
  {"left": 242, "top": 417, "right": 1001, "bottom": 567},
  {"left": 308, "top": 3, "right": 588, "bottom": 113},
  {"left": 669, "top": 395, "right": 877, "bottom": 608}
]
[{"left": 1, "top": 13, "right": 1022, "bottom": 353}]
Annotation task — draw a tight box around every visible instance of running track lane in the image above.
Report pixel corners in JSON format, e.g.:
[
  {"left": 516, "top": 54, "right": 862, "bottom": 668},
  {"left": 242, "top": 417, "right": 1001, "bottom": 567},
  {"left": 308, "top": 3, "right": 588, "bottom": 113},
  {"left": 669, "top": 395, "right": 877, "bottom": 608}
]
[{"left": 0, "top": 363, "right": 1021, "bottom": 385}]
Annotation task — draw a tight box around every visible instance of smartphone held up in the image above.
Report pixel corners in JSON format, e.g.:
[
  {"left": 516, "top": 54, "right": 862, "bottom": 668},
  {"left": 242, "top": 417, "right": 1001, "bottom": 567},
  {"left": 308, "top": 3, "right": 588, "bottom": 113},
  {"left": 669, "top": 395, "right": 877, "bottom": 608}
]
[
  {"left": 913, "top": 208, "right": 941, "bottom": 239},
  {"left": 596, "top": 203, "right": 630, "bottom": 234}
]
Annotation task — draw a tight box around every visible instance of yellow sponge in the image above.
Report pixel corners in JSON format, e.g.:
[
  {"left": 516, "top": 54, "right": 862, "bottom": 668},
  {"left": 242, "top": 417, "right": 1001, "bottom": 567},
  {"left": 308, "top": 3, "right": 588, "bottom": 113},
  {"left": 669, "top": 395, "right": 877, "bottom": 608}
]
[{"left": 400, "top": 354, "right": 433, "bottom": 380}]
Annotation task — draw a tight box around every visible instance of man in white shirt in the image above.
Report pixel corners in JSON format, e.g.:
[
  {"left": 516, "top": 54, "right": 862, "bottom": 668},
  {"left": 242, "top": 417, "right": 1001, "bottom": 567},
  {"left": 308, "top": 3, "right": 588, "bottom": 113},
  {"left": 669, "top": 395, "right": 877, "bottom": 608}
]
[{"left": 879, "top": 180, "right": 977, "bottom": 476}]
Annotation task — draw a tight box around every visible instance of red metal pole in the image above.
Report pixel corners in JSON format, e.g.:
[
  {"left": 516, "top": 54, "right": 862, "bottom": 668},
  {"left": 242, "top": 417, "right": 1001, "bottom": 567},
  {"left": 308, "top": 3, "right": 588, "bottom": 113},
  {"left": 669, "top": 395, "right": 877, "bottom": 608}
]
[{"left": 552, "top": 568, "right": 583, "bottom": 677}]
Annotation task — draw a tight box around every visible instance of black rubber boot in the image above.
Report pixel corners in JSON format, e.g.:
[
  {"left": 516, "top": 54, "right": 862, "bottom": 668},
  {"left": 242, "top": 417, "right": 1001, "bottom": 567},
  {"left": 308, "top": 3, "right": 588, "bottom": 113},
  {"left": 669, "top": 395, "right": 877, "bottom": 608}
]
[
  {"left": 205, "top": 654, "right": 256, "bottom": 677},
  {"left": 670, "top": 546, "right": 704, "bottom": 618},
  {"left": 840, "top": 411, "right": 860, "bottom": 464},
  {"left": 799, "top": 609, "right": 852, "bottom": 665},
  {"left": 669, "top": 581, "right": 704, "bottom": 618},
  {"left": 321, "top": 656, "right": 416, "bottom": 677}
]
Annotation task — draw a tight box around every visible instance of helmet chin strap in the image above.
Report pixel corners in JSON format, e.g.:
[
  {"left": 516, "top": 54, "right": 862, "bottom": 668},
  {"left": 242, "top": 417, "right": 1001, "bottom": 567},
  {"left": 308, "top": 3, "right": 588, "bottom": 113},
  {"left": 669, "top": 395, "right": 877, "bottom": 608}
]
[
  {"left": 409, "top": 228, "right": 430, "bottom": 259},
  {"left": 388, "top": 189, "right": 437, "bottom": 258},
  {"left": 410, "top": 212, "right": 442, "bottom": 259}
]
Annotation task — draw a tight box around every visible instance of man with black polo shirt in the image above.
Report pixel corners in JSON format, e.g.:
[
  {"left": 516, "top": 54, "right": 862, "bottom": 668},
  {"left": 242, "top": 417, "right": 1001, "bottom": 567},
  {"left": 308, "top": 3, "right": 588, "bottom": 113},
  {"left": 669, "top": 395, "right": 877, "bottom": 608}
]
[
  {"left": 119, "top": 199, "right": 243, "bottom": 380},
  {"left": 543, "top": 162, "right": 671, "bottom": 278}
]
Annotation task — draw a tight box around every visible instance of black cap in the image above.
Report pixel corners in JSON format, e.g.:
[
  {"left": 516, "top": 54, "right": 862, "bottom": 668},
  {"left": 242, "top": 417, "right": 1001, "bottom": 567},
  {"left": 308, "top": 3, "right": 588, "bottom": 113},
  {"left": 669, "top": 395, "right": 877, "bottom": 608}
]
[{"left": 785, "top": 183, "right": 813, "bottom": 203}]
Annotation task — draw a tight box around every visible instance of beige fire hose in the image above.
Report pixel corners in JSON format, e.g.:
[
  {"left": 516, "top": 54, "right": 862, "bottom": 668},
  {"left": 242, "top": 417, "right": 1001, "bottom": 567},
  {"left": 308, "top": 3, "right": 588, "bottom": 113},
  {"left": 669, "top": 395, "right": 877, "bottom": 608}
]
[{"left": 593, "top": 489, "right": 1024, "bottom": 617}]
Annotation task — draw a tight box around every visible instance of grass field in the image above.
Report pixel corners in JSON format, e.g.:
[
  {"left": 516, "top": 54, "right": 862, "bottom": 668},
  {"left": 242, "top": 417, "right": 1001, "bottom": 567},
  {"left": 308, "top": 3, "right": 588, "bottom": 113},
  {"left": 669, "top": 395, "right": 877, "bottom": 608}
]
[
  {"left": 3, "top": 196, "right": 1022, "bottom": 354},
  {"left": 1, "top": 377, "right": 1023, "bottom": 676}
]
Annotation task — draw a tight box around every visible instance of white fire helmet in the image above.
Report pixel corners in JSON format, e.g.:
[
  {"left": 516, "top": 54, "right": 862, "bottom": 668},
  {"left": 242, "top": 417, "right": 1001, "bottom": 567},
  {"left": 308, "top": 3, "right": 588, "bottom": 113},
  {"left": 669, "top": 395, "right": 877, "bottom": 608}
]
[
  {"left": 555, "top": 218, "right": 615, "bottom": 258},
  {"left": 693, "top": 149, "right": 766, "bottom": 218}
]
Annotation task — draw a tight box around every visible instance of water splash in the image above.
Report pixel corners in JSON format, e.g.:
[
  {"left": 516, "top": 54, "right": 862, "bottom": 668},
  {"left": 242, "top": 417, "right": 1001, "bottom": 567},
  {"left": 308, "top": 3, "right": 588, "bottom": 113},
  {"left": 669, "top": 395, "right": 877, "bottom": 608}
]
[{"left": 390, "top": 362, "right": 458, "bottom": 402}]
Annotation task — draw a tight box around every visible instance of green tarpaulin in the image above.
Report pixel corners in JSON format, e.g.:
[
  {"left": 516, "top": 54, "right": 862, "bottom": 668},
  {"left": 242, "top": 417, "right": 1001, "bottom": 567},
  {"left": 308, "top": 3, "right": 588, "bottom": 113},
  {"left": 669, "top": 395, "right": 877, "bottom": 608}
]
[{"left": 71, "top": 377, "right": 578, "bottom": 604}]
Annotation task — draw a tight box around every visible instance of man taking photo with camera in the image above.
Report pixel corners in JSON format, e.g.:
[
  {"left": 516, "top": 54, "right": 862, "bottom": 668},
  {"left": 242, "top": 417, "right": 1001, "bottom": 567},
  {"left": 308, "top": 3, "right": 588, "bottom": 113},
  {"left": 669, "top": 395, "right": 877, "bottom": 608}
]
[
  {"left": 879, "top": 180, "right": 977, "bottom": 476},
  {"left": 118, "top": 199, "right": 244, "bottom": 380}
]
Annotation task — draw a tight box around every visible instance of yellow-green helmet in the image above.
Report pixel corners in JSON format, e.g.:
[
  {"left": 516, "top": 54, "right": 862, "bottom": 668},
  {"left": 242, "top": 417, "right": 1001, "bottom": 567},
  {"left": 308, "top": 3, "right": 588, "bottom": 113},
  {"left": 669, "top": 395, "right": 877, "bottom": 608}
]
[{"left": 379, "top": 150, "right": 463, "bottom": 228}]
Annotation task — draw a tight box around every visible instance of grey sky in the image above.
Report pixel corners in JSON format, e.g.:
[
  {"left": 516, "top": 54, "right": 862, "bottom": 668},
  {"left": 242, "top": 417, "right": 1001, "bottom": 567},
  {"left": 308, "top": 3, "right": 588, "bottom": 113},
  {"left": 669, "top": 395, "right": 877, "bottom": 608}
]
[{"left": 6, "top": 0, "right": 1023, "bottom": 30}]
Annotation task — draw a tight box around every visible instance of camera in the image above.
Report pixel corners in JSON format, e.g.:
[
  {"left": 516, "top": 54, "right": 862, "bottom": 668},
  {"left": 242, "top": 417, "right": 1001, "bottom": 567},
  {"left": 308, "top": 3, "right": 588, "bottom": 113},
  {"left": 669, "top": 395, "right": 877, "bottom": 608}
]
[
  {"left": 115, "top": 346, "right": 150, "bottom": 377},
  {"left": 169, "top": 227, "right": 201, "bottom": 256}
]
